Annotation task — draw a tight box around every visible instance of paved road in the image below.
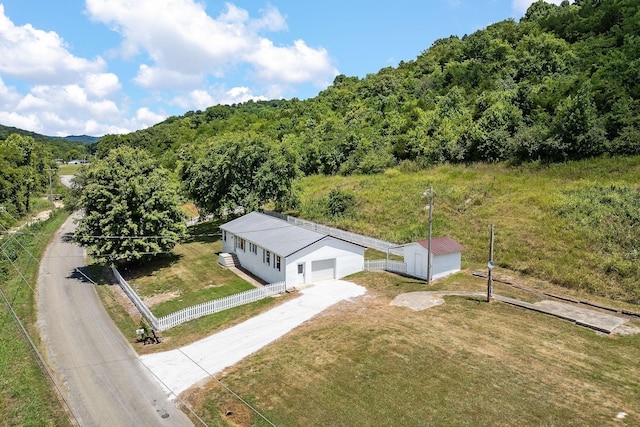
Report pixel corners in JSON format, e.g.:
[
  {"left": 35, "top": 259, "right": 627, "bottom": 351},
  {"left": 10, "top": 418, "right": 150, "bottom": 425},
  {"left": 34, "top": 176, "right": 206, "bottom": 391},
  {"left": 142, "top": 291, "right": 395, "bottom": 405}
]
[
  {"left": 37, "top": 213, "right": 193, "bottom": 426},
  {"left": 60, "top": 175, "right": 74, "bottom": 188}
]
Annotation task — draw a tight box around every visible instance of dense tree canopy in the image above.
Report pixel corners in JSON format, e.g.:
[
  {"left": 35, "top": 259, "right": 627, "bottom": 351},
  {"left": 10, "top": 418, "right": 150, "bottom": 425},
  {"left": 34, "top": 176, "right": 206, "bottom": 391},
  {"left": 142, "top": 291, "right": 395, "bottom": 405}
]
[
  {"left": 0, "top": 134, "right": 55, "bottom": 227},
  {"left": 73, "top": 146, "right": 186, "bottom": 264},
  {"left": 90, "top": 0, "right": 640, "bottom": 181},
  {"left": 179, "top": 135, "right": 301, "bottom": 216}
]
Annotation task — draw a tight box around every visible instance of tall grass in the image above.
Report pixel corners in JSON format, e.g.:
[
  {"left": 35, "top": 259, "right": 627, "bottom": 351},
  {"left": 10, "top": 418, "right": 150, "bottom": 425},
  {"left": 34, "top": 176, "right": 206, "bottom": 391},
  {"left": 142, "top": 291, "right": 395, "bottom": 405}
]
[
  {"left": 0, "top": 210, "right": 71, "bottom": 426},
  {"left": 295, "top": 156, "right": 640, "bottom": 303}
]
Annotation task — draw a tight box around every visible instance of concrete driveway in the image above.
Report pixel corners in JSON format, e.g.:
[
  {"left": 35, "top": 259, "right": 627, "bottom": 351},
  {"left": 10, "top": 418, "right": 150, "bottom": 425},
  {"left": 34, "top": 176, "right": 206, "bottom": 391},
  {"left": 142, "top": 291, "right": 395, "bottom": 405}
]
[{"left": 141, "top": 280, "right": 366, "bottom": 397}]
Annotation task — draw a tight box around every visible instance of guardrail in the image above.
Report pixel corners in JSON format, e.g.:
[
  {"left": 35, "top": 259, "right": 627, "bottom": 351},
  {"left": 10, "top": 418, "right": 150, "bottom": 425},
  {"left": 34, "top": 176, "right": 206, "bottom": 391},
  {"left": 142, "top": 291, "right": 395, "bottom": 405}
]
[{"left": 111, "top": 267, "right": 160, "bottom": 330}]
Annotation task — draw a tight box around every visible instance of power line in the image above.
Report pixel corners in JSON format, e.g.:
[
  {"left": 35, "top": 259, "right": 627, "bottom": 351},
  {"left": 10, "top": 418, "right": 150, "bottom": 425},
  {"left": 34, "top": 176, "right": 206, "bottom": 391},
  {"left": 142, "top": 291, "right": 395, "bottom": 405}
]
[
  {"left": 0, "top": 250, "right": 80, "bottom": 426},
  {"left": 2, "top": 211, "right": 212, "bottom": 425},
  {"left": 176, "top": 348, "right": 277, "bottom": 427},
  {"left": 1, "top": 208, "right": 231, "bottom": 424}
]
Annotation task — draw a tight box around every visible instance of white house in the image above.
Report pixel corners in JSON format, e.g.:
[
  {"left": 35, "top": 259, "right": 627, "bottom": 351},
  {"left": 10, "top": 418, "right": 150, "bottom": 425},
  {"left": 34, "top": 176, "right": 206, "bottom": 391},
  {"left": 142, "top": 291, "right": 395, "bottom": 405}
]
[
  {"left": 219, "top": 212, "right": 365, "bottom": 289},
  {"left": 404, "top": 236, "right": 465, "bottom": 280}
]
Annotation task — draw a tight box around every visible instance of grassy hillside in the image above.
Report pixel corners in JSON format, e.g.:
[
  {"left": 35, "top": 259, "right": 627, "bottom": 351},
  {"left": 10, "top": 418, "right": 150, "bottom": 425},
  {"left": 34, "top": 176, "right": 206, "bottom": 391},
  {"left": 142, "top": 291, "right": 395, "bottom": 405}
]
[{"left": 294, "top": 156, "right": 640, "bottom": 303}]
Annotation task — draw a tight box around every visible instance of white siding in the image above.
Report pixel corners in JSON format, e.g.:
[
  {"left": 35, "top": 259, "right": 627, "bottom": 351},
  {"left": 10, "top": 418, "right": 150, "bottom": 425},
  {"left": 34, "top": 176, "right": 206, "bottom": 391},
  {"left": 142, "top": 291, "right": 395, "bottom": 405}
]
[
  {"left": 403, "top": 243, "right": 462, "bottom": 280},
  {"left": 404, "top": 243, "right": 426, "bottom": 278},
  {"left": 432, "top": 252, "right": 462, "bottom": 279},
  {"left": 222, "top": 231, "right": 234, "bottom": 253},
  {"left": 222, "top": 232, "right": 286, "bottom": 284},
  {"left": 222, "top": 233, "right": 364, "bottom": 288},
  {"left": 285, "top": 237, "right": 365, "bottom": 288}
]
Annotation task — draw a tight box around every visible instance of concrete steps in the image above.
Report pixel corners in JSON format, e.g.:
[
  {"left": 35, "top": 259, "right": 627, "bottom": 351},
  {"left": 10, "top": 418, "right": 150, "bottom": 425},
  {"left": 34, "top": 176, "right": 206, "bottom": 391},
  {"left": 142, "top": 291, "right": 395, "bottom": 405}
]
[{"left": 219, "top": 252, "right": 240, "bottom": 268}]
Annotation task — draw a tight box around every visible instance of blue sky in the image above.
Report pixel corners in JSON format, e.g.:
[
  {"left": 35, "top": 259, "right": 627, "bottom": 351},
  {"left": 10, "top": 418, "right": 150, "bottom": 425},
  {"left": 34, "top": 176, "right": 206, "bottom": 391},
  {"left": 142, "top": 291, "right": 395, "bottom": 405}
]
[{"left": 0, "top": 0, "right": 561, "bottom": 136}]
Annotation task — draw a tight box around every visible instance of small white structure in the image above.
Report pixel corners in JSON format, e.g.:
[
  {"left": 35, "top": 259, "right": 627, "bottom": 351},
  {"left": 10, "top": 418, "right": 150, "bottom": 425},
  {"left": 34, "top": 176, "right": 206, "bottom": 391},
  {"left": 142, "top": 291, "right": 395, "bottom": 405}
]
[
  {"left": 219, "top": 212, "right": 365, "bottom": 289},
  {"left": 404, "top": 236, "right": 465, "bottom": 281}
]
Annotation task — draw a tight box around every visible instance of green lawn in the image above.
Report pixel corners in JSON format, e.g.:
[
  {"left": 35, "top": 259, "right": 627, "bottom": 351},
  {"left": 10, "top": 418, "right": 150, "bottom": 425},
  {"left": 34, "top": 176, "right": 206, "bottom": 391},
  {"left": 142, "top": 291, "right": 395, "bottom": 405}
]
[
  {"left": 120, "top": 221, "right": 255, "bottom": 316},
  {"left": 101, "top": 220, "right": 296, "bottom": 353},
  {"left": 186, "top": 271, "right": 640, "bottom": 427},
  {"left": 57, "top": 164, "right": 82, "bottom": 175}
]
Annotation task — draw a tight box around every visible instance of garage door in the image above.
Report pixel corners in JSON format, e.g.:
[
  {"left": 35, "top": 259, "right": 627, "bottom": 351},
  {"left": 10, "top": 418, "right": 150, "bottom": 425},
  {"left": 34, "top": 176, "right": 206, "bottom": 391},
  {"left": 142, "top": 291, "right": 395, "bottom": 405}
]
[{"left": 311, "top": 259, "right": 335, "bottom": 282}]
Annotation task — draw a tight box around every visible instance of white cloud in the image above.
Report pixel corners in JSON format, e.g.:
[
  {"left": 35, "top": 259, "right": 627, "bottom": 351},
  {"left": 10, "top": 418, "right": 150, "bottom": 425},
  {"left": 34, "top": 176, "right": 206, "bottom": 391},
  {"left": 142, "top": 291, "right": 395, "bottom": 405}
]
[
  {"left": 0, "top": 110, "right": 41, "bottom": 133},
  {"left": 512, "top": 0, "right": 568, "bottom": 14},
  {"left": 134, "top": 107, "right": 166, "bottom": 128},
  {"left": 85, "top": 0, "right": 338, "bottom": 92},
  {"left": 172, "top": 85, "right": 267, "bottom": 110},
  {"left": 134, "top": 64, "right": 203, "bottom": 89},
  {"left": 0, "top": 4, "right": 105, "bottom": 84},
  {"left": 247, "top": 39, "right": 339, "bottom": 86},
  {"left": 0, "top": 76, "right": 21, "bottom": 108},
  {"left": 0, "top": 75, "right": 133, "bottom": 136},
  {"left": 0, "top": 6, "right": 132, "bottom": 136},
  {"left": 84, "top": 73, "right": 121, "bottom": 98}
]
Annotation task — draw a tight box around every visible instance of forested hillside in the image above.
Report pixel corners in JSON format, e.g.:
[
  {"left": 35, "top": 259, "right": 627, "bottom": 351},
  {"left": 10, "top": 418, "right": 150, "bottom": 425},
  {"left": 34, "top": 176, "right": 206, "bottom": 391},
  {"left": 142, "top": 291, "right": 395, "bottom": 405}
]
[{"left": 96, "top": 0, "right": 640, "bottom": 175}]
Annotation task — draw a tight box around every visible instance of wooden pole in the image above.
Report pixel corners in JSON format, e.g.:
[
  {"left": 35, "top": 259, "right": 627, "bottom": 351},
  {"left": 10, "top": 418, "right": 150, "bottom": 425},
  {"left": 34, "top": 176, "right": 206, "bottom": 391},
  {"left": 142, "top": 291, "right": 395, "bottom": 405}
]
[
  {"left": 487, "top": 224, "right": 494, "bottom": 302},
  {"left": 427, "top": 187, "right": 433, "bottom": 285}
]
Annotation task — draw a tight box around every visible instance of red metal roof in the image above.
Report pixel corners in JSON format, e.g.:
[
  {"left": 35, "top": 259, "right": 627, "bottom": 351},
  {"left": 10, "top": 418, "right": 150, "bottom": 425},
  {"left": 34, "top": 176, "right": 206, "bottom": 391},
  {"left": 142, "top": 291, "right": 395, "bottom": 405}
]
[{"left": 416, "top": 236, "right": 465, "bottom": 255}]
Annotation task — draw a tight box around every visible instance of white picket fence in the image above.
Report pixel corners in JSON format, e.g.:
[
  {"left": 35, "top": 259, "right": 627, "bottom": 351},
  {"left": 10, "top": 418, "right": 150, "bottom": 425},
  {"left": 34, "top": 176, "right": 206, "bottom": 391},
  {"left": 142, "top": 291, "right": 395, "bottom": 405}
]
[
  {"left": 112, "top": 266, "right": 286, "bottom": 331},
  {"left": 364, "top": 259, "right": 408, "bottom": 275},
  {"left": 156, "top": 282, "right": 286, "bottom": 331}
]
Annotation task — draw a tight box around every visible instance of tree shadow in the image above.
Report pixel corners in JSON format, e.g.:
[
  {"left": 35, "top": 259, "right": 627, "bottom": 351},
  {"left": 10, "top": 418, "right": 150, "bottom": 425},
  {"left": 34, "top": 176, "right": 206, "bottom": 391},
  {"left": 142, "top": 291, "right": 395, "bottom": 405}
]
[
  {"left": 61, "top": 232, "right": 74, "bottom": 243},
  {"left": 118, "top": 252, "right": 184, "bottom": 281},
  {"left": 101, "top": 219, "right": 224, "bottom": 280},
  {"left": 183, "top": 220, "right": 223, "bottom": 244},
  {"left": 66, "top": 266, "right": 96, "bottom": 284}
]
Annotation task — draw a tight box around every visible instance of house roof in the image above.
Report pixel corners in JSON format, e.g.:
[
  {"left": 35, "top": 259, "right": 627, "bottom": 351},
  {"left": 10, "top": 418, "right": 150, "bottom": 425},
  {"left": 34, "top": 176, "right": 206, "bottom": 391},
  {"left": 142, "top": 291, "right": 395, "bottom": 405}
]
[
  {"left": 416, "top": 236, "right": 465, "bottom": 255},
  {"left": 220, "top": 212, "right": 329, "bottom": 257}
]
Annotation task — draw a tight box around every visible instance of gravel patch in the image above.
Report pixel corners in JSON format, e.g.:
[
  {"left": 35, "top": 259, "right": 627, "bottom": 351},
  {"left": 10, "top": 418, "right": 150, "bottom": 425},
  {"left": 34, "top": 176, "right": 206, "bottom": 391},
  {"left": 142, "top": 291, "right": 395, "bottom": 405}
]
[{"left": 391, "top": 292, "right": 446, "bottom": 311}]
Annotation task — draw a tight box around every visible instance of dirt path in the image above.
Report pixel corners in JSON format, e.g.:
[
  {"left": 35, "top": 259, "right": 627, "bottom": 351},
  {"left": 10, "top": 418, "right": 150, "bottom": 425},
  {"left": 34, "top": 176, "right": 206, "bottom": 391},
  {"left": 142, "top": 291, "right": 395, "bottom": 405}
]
[{"left": 37, "top": 213, "right": 192, "bottom": 426}]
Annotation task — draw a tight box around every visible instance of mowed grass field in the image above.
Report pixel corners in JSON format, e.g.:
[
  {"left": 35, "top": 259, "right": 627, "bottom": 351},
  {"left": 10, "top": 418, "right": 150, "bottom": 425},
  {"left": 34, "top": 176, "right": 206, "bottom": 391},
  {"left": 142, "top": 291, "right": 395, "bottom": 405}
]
[{"left": 183, "top": 271, "right": 640, "bottom": 427}]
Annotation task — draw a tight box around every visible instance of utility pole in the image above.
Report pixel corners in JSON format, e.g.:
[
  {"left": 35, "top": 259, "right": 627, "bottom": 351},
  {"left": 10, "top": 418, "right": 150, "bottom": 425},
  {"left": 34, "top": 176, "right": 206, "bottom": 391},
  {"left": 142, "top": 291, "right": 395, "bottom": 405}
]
[
  {"left": 423, "top": 187, "right": 434, "bottom": 285},
  {"left": 45, "top": 168, "right": 54, "bottom": 208},
  {"left": 487, "top": 224, "right": 495, "bottom": 302}
]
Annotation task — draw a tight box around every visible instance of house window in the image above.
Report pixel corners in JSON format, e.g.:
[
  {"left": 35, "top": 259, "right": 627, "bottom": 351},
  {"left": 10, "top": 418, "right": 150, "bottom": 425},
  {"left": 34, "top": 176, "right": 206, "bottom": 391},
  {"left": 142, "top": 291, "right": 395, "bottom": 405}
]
[
  {"left": 223, "top": 230, "right": 226, "bottom": 242},
  {"left": 275, "top": 256, "right": 281, "bottom": 271},
  {"left": 249, "top": 242, "right": 257, "bottom": 254},
  {"left": 238, "top": 238, "right": 246, "bottom": 251},
  {"left": 264, "top": 250, "right": 271, "bottom": 265}
]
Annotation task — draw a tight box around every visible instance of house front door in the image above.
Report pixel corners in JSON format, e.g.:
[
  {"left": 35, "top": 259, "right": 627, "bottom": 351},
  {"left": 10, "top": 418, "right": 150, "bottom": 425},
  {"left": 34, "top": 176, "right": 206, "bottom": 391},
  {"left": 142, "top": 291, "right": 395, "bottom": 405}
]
[{"left": 297, "top": 263, "right": 305, "bottom": 284}]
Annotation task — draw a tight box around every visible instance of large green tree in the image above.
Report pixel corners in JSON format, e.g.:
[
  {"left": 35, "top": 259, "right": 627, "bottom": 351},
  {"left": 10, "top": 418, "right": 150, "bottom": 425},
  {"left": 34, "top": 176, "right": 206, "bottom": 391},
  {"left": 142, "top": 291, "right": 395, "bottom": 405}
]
[
  {"left": 0, "top": 134, "right": 53, "bottom": 225},
  {"left": 73, "top": 146, "right": 186, "bottom": 264},
  {"left": 179, "top": 135, "right": 301, "bottom": 216}
]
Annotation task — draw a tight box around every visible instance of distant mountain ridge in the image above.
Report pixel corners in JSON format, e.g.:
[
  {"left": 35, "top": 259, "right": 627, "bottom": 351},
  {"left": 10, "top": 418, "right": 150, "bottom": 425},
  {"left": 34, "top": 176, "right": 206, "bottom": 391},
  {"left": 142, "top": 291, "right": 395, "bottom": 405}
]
[{"left": 0, "top": 123, "right": 100, "bottom": 144}]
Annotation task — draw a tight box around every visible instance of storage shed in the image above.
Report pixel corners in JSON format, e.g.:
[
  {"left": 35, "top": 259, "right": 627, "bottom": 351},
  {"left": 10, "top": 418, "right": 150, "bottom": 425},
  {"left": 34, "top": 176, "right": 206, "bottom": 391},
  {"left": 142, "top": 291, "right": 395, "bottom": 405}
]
[
  {"left": 404, "top": 236, "right": 465, "bottom": 280},
  {"left": 219, "top": 212, "right": 365, "bottom": 289}
]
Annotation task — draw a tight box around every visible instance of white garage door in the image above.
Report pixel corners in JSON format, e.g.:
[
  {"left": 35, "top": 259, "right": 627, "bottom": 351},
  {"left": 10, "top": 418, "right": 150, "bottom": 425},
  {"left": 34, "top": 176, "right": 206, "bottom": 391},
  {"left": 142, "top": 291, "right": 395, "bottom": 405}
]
[{"left": 311, "top": 259, "right": 335, "bottom": 282}]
